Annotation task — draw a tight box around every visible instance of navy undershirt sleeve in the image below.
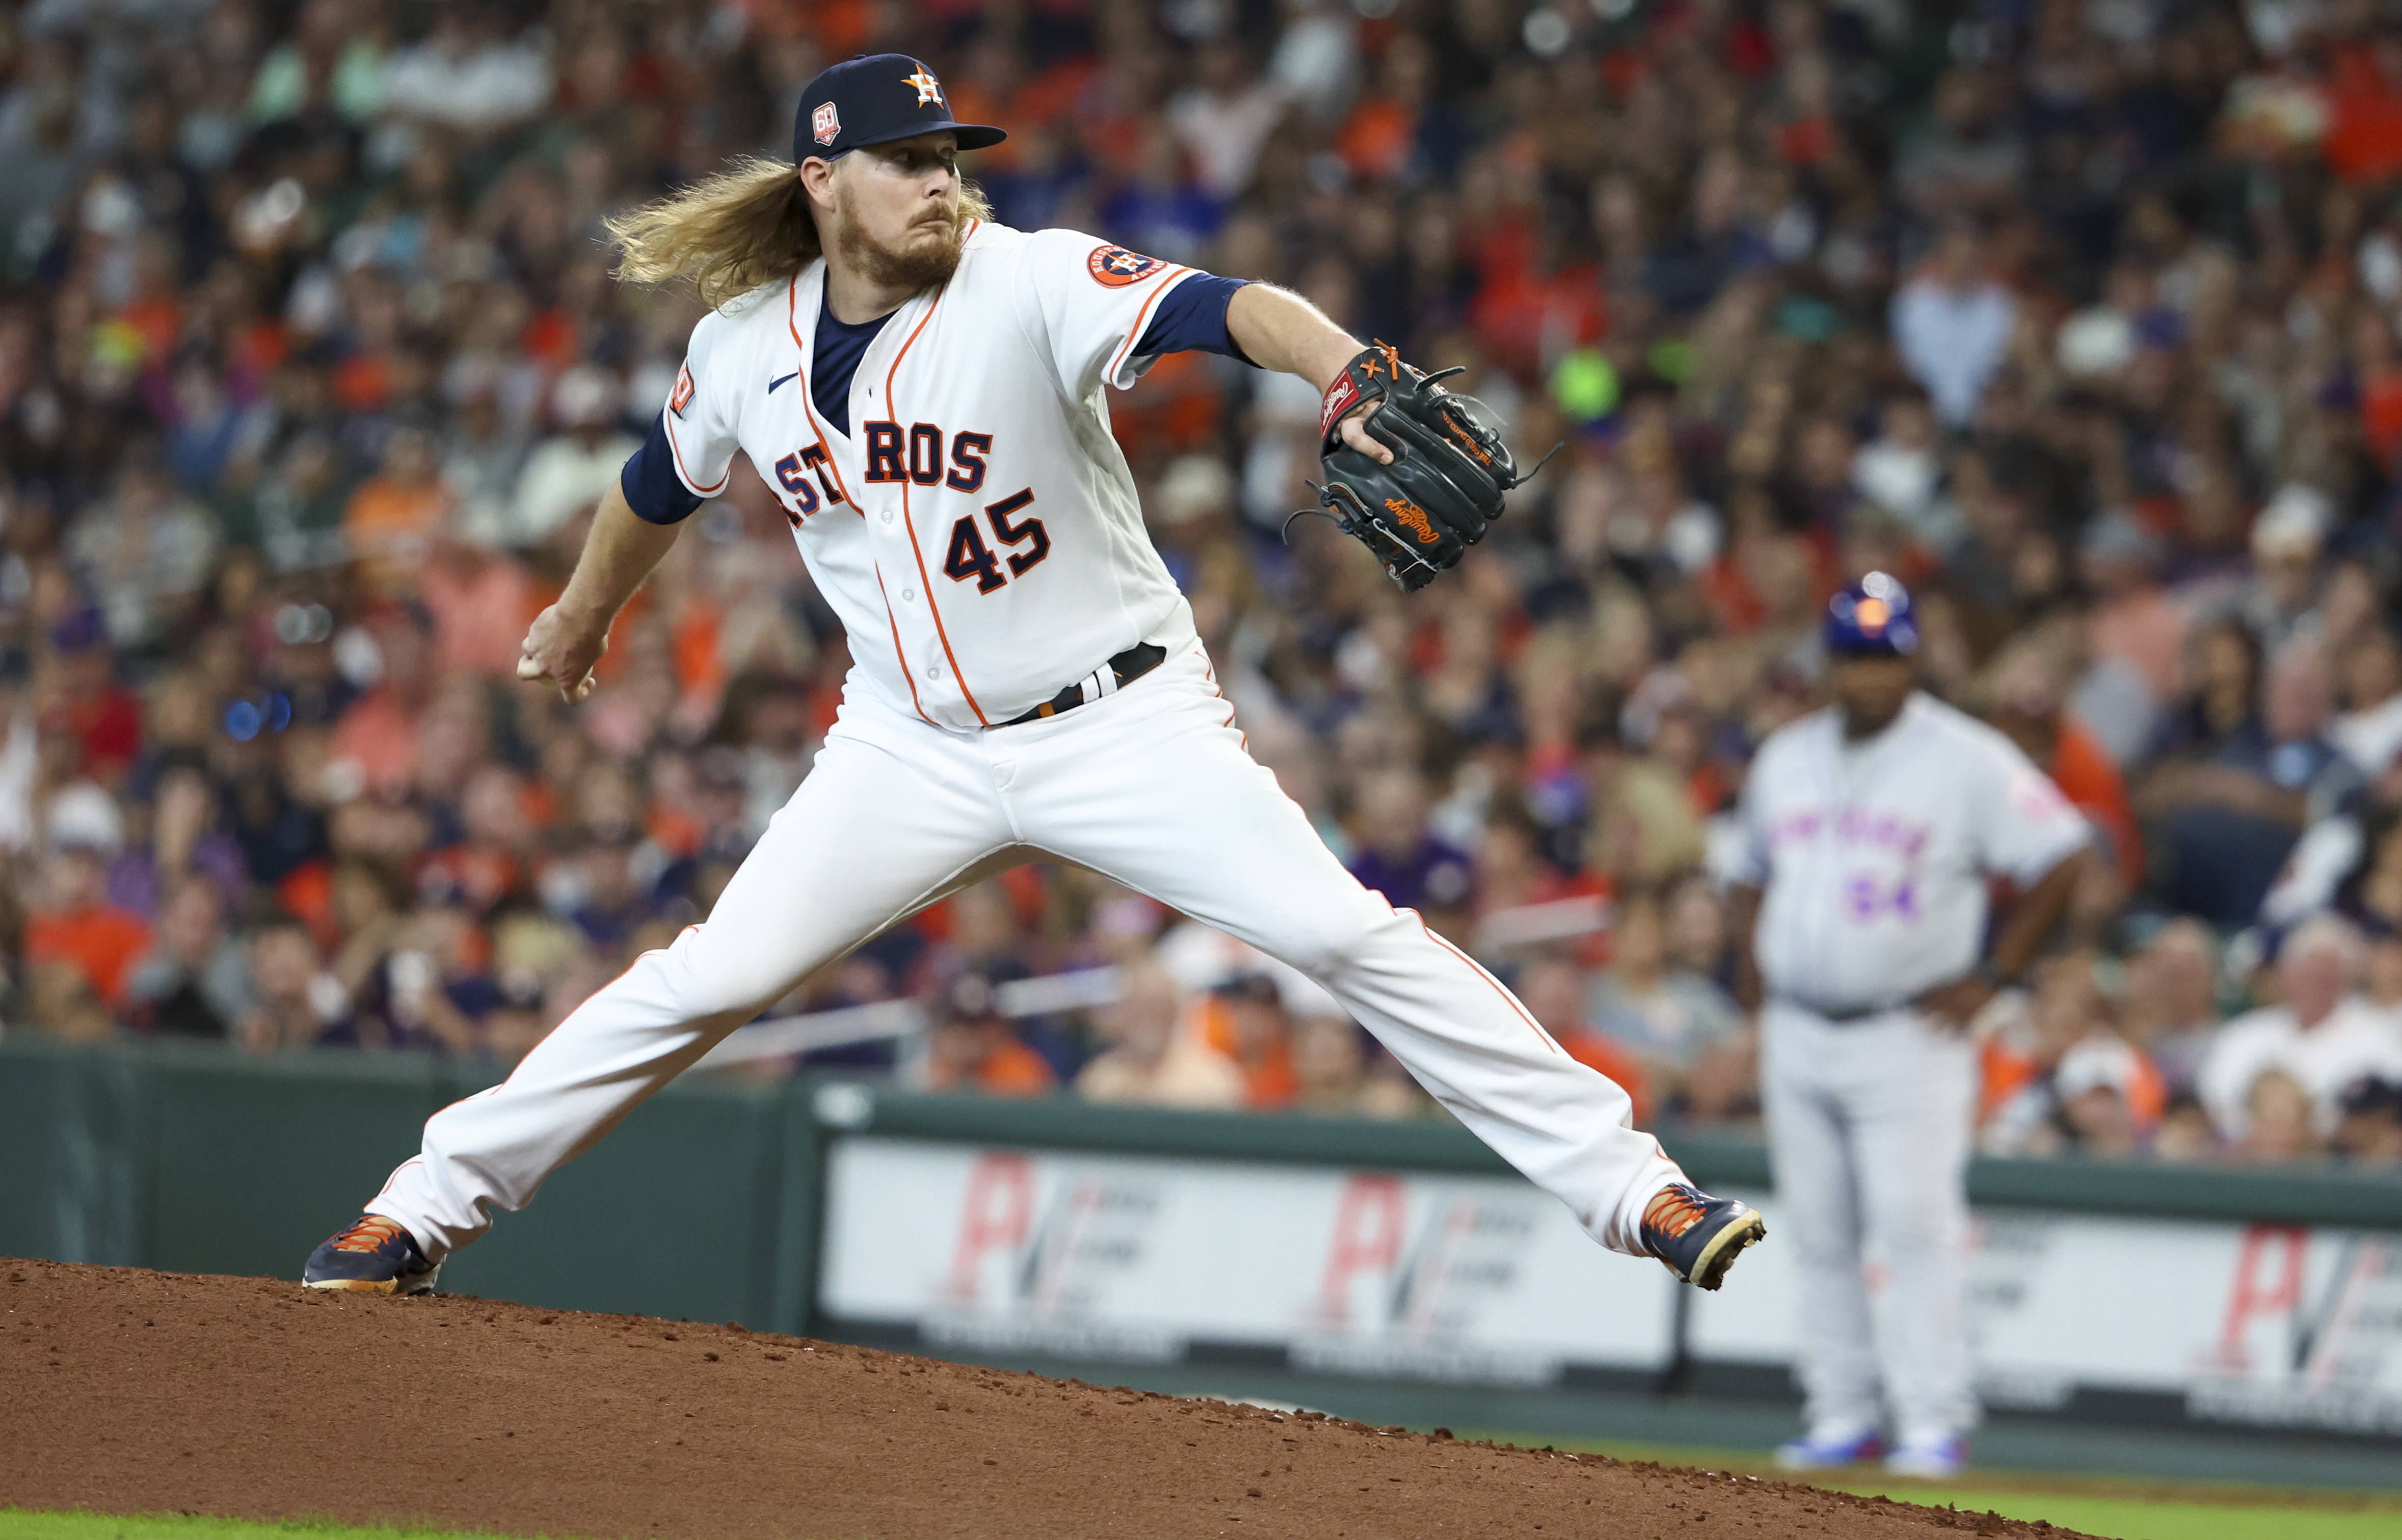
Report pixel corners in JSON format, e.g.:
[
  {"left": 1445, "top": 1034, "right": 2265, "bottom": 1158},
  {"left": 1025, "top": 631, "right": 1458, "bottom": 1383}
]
[
  {"left": 1133, "top": 274, "right": 1253, "bottom": 364},
  {"left": 620, "top": 412, "right": 704, "bottom": 525},
  {"left": 813, "top": 306, "right": 898, "bottom": 438}
]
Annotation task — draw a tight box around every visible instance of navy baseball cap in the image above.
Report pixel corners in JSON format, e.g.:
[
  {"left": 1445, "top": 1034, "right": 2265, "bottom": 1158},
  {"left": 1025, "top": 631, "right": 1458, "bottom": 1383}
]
[
  {"left": 1824, "top": 572, "right": 1920, "bottom": 657},
  {"left": 794, "top": 54, "right": 1005, "bottom": 164}
]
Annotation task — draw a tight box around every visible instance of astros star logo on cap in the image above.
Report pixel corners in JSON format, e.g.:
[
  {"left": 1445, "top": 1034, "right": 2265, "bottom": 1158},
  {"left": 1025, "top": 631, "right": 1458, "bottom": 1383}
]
[{"left": 905, "top": 68, "right": 944, "bottom": 107}]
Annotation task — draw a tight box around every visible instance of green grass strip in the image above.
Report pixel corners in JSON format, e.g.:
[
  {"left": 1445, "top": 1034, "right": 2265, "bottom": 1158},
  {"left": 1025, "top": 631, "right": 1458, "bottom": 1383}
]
[
  {"left": 1454, "top": 1433, "right": 2402, "bottom": 1540},
  {"left": 1825, "top": 1489, "right": 2397, "bottom": 1540},
  {"left": 11, "top": 1482, "right": 2399, "bottom": 1540},
  {"left": 0, "top": 1512, "right": 541, "bottom": 1540}
]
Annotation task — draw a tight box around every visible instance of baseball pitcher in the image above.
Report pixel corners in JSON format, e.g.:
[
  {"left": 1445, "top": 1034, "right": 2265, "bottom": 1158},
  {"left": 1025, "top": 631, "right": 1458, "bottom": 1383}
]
[
  {"left": 302, "top": 57, "right": 1765, "bottom": 1300},
  {"left": 1727, "top": 576, "right": 2091, "bottom": 1479}
]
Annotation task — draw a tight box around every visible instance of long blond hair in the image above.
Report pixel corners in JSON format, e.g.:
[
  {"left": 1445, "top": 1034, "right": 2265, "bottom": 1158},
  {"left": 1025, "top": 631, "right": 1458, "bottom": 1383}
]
[{"left": 605, "top": 154, "right": 994, "bottom": 311}]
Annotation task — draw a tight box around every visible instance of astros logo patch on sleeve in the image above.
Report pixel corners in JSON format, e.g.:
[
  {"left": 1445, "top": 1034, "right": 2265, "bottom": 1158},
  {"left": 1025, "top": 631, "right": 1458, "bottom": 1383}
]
[
  {"left": 669, "top": 363, "right": 696, "bottom": 418},
  {"left": 1088, "top": 246, "right": 1167, "bottom": 287}
]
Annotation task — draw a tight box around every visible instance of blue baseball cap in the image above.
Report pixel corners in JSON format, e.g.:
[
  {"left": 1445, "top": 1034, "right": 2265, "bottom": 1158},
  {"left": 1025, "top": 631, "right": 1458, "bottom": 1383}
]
[
  {"left": 794, "top": 55, "right": 1005, "bottom": 164},
  {"left": 1825, "top": 572, "right": 1919, "bottom": 658}
]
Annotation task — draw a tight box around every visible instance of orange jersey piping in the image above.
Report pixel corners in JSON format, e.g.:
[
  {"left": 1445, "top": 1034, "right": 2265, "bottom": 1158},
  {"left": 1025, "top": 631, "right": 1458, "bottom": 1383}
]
[
  {"left": 884, "top": 285, "right": 989, "bottom": 725},
  {"left": 1104, "top": 264, "right": 1192, "bottom": 385}
]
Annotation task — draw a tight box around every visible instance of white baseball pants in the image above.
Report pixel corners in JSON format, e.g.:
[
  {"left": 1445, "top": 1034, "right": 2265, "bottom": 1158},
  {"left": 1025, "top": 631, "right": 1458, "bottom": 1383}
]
[
  {"left": 367, "top": 636, "right": 1685, "bottom": 1262},
  {"left": 1760, "top": 1002, "right": 1978, "bottom": 1443}
]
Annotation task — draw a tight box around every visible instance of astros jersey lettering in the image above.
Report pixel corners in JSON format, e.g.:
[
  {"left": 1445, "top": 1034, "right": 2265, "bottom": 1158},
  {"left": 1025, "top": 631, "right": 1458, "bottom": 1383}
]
[
  {"left": 659, "top": 222, "right": 1195, "bottom": 728},
  {"left": 1725, "top": 692, "right": 2090, "bottom": 1011}
]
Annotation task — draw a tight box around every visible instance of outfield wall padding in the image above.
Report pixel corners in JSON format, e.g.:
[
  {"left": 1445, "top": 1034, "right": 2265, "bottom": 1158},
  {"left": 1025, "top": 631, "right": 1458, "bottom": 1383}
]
[{"left": 5, "top": 1036, "right": 2399, "bottom": 1355}]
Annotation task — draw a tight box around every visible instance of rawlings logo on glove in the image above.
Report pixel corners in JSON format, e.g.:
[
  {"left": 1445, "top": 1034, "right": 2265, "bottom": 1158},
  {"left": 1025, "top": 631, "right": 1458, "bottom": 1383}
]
[
  {"left": 1385, "top": 497, "right": 1438, "bottom": 545},
  {"left": 1288, "top": 343, "right": 1555, "bottom": 593}
]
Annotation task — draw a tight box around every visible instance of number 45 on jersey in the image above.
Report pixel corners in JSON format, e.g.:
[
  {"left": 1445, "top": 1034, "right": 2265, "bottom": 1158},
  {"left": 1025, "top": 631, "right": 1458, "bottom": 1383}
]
[{"left": 943, "top": 487, "right": 1050, "bottom": 594}]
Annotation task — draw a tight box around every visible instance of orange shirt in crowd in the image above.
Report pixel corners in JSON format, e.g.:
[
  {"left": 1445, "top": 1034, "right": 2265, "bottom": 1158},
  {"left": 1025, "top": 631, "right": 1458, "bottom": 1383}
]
[
  {"left": 1198, "top": 994, "right": 1301, "bottom": 1110},
  {"left": 332, "top": 689, "right": 424, "bottom": 796},
  {"left": 975, "top": 1038, "right": 1058, "bottom": 1097},
  {"left": 1979, "top": 1036, "right": 2167, "bottom": 1127},
  {"left": 2049, "top": 716, "right": 2144, "bottom": 886},
  {"left": 418, "top": 553, "right": 536, "bottom": 677},
  {"left": 1560, "top": 1027, "right": 1652, "bottom": 1126},
  {"left": 343, "top": 477, "right": 448, "bottom": 551},
  {"left": 27, "top": 903, "right": 153, "bottom": 1006},
  {"left": 1336, "top": 97, "right": 1418, "bottom": 180}
]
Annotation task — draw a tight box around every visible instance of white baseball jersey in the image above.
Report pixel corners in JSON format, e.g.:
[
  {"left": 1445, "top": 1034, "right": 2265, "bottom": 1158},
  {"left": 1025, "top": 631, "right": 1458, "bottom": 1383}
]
[
  {"left": 1724, "top": 692, "right": 2089, "bottom": 1010},
  {"left": 657, "top": 220, "right": 1196, "bottom": 728},
  {"left": 353, "top": 212, "right": 1701, "bottom": 1293}
]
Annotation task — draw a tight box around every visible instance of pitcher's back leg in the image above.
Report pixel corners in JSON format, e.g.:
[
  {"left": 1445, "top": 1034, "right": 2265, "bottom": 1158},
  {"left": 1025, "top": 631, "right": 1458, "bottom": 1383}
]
[{"left": 358, "top": 718, "right": 1011, "bottom": 1260}]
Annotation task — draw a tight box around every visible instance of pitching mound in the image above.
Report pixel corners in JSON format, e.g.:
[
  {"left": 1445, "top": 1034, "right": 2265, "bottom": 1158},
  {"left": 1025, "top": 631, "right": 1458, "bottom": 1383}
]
[{"left": 2, "top": 1260, "right": 2088, "bottom": 1538}]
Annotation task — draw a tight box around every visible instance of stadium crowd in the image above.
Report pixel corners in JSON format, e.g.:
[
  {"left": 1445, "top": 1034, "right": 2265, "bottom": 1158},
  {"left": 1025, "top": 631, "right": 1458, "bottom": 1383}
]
[{"left": 7, "top": 0, "right": 2402, "bottom": 1169}]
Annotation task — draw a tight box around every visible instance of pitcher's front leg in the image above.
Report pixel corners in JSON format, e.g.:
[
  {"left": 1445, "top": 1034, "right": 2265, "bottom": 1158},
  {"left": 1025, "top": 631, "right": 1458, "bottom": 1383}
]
[{"left": 1015, "top": 661, "right": 1700, "bottom": 1261}]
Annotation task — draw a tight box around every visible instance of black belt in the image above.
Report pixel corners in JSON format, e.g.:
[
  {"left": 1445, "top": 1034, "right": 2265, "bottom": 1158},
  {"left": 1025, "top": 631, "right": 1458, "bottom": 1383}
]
[
  {"left": 1777, "top": 997, "right": 1909, "bottom": 1024},
  {"left": 999, "top": 642, "right": 1166, "bottom": 726}
]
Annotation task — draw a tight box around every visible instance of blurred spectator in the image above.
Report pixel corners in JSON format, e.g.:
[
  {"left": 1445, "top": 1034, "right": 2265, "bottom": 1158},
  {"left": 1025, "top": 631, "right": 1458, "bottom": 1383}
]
[
  {"left": 123, "top": 874, "right": 253, "bottom": 1039},
  {"left": 1516, "top": 956, "right": 1651, "bottom": 1127},
  {"left": 1345, "top": 767, "right": 1474, "bottom": 920},
  {"left": 2050, "top": 1037, "right": 2157, "bottom": 1160},
  {"left": 2117, "top": 920, "right": 2222, "bottom": 1098},
  {"left": 441, "top": 361, "right": 531, "bottom": 549},
  {"left": 46, "top": 610, "right": 144, "bottom": 784},
  {"left": 343, "top": 422, "right": 450, "bottom": 593},
  {"left": 330, "top": 605, "right": 437, "bottom": 797},
  {"left": 1582, "top": 887, "right": 1745, "bottom": 1116},
  {"left": 1076, "top": 961, "right": 1243, "bottom": 1110},
  {"left": 2199, "top": 916, "right": 2402, "bottom": 1145},
  {"left": 2329, "top": 628, "right": 2402, "bottom": 778},
  {"left": 2144, "top": 635, "right": 2358, "bottom": 926},
  {"left": 70, "top": 460, "right": 218, "bottom": 653},
  {"left": 379, "top": 8, "right": 552, "bottom": 133},
  {"left": 1198, "top": 971, "right": 1300, "bottom": 1111},
  {"left": 1851, "top": 388, "right": 1946, "bottom": 539},
  {"left": 1290, "top": 1010, "right": 1424, "bottom": 1120},
  {"left": 508, "top": 367, "right": 637, "bottom": 551},
  {"left": 2336, "top": 1078, "right": 2402, "bottom": 1167},
  {"left": 1891, "top": 223, "right": 2017, "bottom": 426},
  {"left": 25, "top": 839, "right": 150, "bottom": 1017},
  {"left": 2078, "top": 510, "right": 2185, "bottom": 740},
  {"left": 2237, "top": 1069, "right": 2327, "bottom": 1166},
  {"left": 1981, "top": 953, "right": 2163, "bottom": 1157},
  {"left": 923, "top": 969, "right": 1055, "bottom": 1099},
  {"left": 1168, "top": 38, "right": 1284, "bottom": 202}
]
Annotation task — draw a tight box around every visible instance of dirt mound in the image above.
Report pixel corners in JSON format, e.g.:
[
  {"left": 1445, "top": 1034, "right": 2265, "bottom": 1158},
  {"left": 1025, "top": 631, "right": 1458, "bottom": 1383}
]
[{"left": 1, "top": 1259, "right": 2089, "bottom": 1539}]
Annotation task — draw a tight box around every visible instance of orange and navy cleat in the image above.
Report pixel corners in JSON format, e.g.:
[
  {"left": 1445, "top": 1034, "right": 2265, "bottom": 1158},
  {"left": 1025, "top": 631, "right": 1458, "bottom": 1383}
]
[
  {"left": 1638, "top": 1182, "right": 1765, "bottom": 1290},
  {"left": 302, "top": 1214, "right": 441, "bottom": 1295}
]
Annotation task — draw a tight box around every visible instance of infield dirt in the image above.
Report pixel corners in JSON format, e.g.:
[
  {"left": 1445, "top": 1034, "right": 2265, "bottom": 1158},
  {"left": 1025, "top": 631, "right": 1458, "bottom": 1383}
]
[{"left": 1, "top": 1259, "right": 2095, "bottom": 1539}]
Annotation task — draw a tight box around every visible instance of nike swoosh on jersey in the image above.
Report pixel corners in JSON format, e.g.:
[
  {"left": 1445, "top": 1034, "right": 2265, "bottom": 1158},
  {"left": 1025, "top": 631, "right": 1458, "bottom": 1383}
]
[{"left": 768, "top": 372, "right": 798, "bottom": 393}]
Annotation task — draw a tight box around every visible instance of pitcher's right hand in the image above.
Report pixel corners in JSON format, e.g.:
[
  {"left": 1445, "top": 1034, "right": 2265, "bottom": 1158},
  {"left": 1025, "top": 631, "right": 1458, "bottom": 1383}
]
[{"left": 516, "top": 602, "right": 607, "bottom": 705}]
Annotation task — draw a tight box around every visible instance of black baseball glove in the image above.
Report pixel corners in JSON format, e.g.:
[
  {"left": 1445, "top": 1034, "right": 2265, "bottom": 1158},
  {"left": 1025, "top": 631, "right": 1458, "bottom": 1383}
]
[{"left": 1291, "top": 343, "right": 1552, "bottom": 592}]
